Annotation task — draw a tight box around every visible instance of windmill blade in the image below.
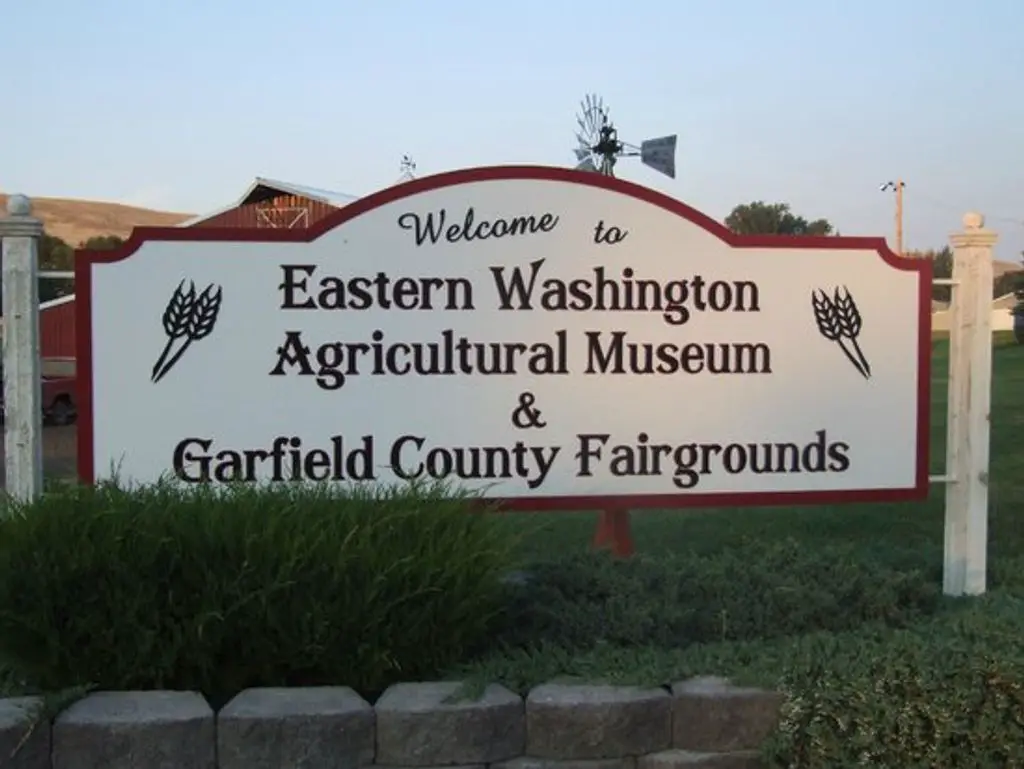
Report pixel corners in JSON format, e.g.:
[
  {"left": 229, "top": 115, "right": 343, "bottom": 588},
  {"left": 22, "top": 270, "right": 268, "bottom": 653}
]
[
  {"left": 575, "top": 156, "right": 598, "bottom": 173},
  {"left": 577, "top": 113, "right": 596, "bottom": 135},
  {"left": 640, "top": 134, "right": 677, "bottom": 179},
  {"left": 576, "top": 125, "right": 598, "bottom": 153},
  {"left": 578, "top": 94, "right": 608, "bottom": 139},
  {"left": 574, "top": 146, "right": 591, "bottom": 161}
]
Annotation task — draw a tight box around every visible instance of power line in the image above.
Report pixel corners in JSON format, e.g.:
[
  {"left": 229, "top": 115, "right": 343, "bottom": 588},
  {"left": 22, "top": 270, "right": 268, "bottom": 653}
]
[
  {"left": 910, "top": 188, "right": 1024, "bottom": 228},
  {"left": 876, "top": 181, "right": 1022, "bottom": 257}
]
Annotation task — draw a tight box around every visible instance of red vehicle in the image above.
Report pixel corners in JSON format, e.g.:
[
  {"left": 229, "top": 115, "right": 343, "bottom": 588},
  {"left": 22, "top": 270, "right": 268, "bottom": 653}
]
[
  {"left": 0, "top": 361, "right": 77, "bottom": 426},
  {"left": 41, "top": 375, "right": 77, "bottom": 425}
]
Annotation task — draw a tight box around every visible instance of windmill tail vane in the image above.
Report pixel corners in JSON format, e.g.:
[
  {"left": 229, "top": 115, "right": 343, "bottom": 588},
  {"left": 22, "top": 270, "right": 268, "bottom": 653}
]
[{"left": 571, "top": 93, "right": 677, "bottom": 179}]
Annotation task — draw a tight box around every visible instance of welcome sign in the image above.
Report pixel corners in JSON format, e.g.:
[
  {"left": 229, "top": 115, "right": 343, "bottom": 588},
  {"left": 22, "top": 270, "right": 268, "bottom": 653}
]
[{"left": 76, "top": 166, "right": 932, "bottom": 508}]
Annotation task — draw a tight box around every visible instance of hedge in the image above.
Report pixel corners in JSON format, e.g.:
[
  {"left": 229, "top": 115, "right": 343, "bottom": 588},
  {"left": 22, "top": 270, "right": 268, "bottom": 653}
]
[
  {"left": 464, "top": 550, "right": 1024, "bottom": 768},
  {"left": 496, "top": 542, "right": 942, "bottom": 651},
  {"left": 764, "top": 593, "right": 1024, "bottom": 767},
  {"left": 0, "top": 480, "right": 514, "bottom": 705}
]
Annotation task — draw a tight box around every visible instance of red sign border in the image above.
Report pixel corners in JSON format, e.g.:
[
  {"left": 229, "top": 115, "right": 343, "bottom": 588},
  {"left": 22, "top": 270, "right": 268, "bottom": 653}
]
[{"left": 74, "top": 164, "right": 933, "bottom": 509}]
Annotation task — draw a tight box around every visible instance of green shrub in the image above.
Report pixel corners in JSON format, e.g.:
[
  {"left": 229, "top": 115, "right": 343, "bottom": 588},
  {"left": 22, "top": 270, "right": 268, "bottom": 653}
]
[
  {"left": 988, "top": 554, "right": 1024, "bottom": 592},
  {"left": 457, "top": 593, "right": 1024, "bottom": 768},
  {"left": 764, "top": 593, "right": 1024, "bottom": 767},
  {"left": 0, "top": 479, "right": 514, "bottom": 704},
  {"left": 499, "top": 539, "right": 941, "bottom": 651}
]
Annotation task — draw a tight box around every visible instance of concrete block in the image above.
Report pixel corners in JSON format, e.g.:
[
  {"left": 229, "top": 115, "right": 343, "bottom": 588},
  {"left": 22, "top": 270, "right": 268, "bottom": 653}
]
[
  {"left": 52, "top": 690, "right": 214, "bottom": 769},
  {"left": 375, "top": 681, "right": 523, "bottom": 765},
  {"left": 639, "top": 748, "right": 763, "bottom": 769},
  {"left": 494, "top": 758, "right": 635, "bottom": 769},
  {"left": 526, "top": 683, "right": 671, "bottom": 759},
  {"left": 218, "top": 686, "right": 375, "bottom": 769},
  {"left": 671, "top": 677, "right": 781, "bottom": 753},
  {"left": 0, "top": 697, "right": 50, "bottom": 769}
]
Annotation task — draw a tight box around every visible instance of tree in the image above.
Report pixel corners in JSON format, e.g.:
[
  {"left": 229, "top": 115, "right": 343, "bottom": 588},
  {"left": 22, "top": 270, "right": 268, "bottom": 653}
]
[
  {"left": 993, "top": 251, "right": 1024, "bottom": 300},
  {"left": 79, "top": 235, "right": 125, "bottom": 251},
  {"left": 1, "top": 233, "right": 126, "bottom": 306},
  {"left": 724, "top": 201, "right": 835, "bottom": 236},
  {"left": 39, "top": 233, "right": 74, "bottom": 272},
  {"left": 37, "top": 234, "right": 124, "bottom": 303},
  {"left": 905, "top": 247, "right": 953, "bottom": 303},
  {"left": 36, "top": 233, "right": 74, "bottom": 304},
  {"left": 912, "top": 246, "right": 1024, "bottom": 304},
  {"left": 1002, "top": 252, "right": 1024, "bottom": 331}
]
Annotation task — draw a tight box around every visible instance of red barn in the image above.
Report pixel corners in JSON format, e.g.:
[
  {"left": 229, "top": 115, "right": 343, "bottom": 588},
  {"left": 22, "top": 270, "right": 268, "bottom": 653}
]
[
  {"left": 39, "top": 177, "right": 359, "bottom": 370},
  {"left": 40, "top": 295, "right": 76, "bottom": 359},
  {"left": 179, "top": 177, "right": 359, "bottom": 229}
]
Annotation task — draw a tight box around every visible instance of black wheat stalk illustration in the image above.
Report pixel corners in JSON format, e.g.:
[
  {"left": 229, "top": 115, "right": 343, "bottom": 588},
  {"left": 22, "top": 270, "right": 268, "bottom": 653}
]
[
  {"left": 811, "top": 287, "right": 871, "bottom": 379},
  {"left": 832, "top": 286, "right": 871, "bottom": 377},
  {"left": 151, "top": 280, "right": 223, "bottom": 383}
]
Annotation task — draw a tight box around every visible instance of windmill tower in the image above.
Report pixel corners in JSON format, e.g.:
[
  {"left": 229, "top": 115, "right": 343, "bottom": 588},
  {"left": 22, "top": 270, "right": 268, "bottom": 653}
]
[
  {"left": 572, "top": 94, "right": 677, "bottom": 179},
  {"left": 398, "top": 155, "right": 417, "bottom": 182}
]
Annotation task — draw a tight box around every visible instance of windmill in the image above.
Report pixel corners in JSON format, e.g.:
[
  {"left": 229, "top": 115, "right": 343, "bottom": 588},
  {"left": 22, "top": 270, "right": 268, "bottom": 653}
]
[
  {"left": 398, "top": 155, "right": 417, "bottom": 182},
  {"left": 572, "top": 94, "right": 677, "bottom": 179}
]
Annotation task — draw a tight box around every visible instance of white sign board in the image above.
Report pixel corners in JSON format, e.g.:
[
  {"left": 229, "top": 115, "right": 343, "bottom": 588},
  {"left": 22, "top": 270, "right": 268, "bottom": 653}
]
[{"left": 77, "top": 166, "right": 932, "bottom": 508}]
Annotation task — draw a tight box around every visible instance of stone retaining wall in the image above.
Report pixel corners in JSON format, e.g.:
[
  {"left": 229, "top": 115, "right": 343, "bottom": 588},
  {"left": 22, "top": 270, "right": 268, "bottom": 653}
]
[{"left": 0, "top": 676, "right": 781, "bottom": 769}]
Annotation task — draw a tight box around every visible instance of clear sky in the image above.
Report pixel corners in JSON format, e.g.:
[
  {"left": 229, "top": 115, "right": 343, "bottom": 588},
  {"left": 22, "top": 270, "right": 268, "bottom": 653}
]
[{"left": 4, "top": 0, "right": 1023, "bottom": 260}]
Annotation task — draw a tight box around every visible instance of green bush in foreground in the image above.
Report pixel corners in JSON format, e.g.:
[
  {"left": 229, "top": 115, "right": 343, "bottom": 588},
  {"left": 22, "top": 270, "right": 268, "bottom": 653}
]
[
  {"left": 457, "top": 587, "right": 1024, "bottom": 769},
  {"left": 0, "top": 480, "right": 514, "bottom": 704},
  {"left": 764, "top": 593, "right": 1024, "bottom": 767},
  {"left": 497, "top": 541, "right": 941, "bottom": 651}
]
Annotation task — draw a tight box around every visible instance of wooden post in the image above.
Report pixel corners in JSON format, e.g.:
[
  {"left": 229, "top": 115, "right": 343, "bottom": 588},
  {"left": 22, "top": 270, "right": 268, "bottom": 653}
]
[
  {"left": 0, "top": 195, "right": 44, "bottom": 502},
  {"left": 944, "top": 212, "right": 996, "bottom": 596},
  {"left": 592, "top": 508, "right": 634, "bottom": 557}
]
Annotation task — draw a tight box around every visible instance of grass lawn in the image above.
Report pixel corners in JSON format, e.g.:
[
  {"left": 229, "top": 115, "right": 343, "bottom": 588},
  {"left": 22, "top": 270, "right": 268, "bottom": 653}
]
[
  {"left": 501, "top": 331, "right": 1023, "bottom": 564},
  {"left": 452, "top": 331, "right": 1024, "bottom": 696}
]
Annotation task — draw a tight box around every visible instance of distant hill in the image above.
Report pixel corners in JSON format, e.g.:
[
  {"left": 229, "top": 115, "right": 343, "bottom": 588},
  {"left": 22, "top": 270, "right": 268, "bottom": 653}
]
[
  {"left": 2, "top": 193, "right": 1019, "bottom": 281},
  {"left": 994, "top": 259, "right": 1023, "bottom": 280},
  {"left": 0, "top": 194, "right": 193, "bottom": 246}
]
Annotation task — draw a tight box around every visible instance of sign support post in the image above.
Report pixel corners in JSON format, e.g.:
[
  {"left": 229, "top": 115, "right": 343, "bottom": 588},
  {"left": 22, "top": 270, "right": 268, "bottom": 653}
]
[
  {"left": 0, "top": 195, "right": 44, "bottom": 503},
  {"left": 593, "top": 508, "right": 634, "bottom": 556},
  {"left": 943, "top": 213, "right": 996, "bottom": 596}
]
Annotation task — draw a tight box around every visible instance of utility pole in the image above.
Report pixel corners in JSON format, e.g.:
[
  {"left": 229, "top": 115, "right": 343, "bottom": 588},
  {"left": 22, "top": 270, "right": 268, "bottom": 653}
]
[{"left": 880, "top": 180, "right": 906, "bottom": 255}]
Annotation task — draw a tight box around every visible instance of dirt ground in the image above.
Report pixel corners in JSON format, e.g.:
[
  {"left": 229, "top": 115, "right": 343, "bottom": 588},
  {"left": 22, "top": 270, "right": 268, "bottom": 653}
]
[{"left": 0, "top": 425, "right": 77, "bottom": 488}]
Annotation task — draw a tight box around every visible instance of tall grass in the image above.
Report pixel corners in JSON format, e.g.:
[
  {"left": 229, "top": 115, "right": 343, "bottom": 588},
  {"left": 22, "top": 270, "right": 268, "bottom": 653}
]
[{"left": 0, "top": 479, "right": 515, "bottom": 705}]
